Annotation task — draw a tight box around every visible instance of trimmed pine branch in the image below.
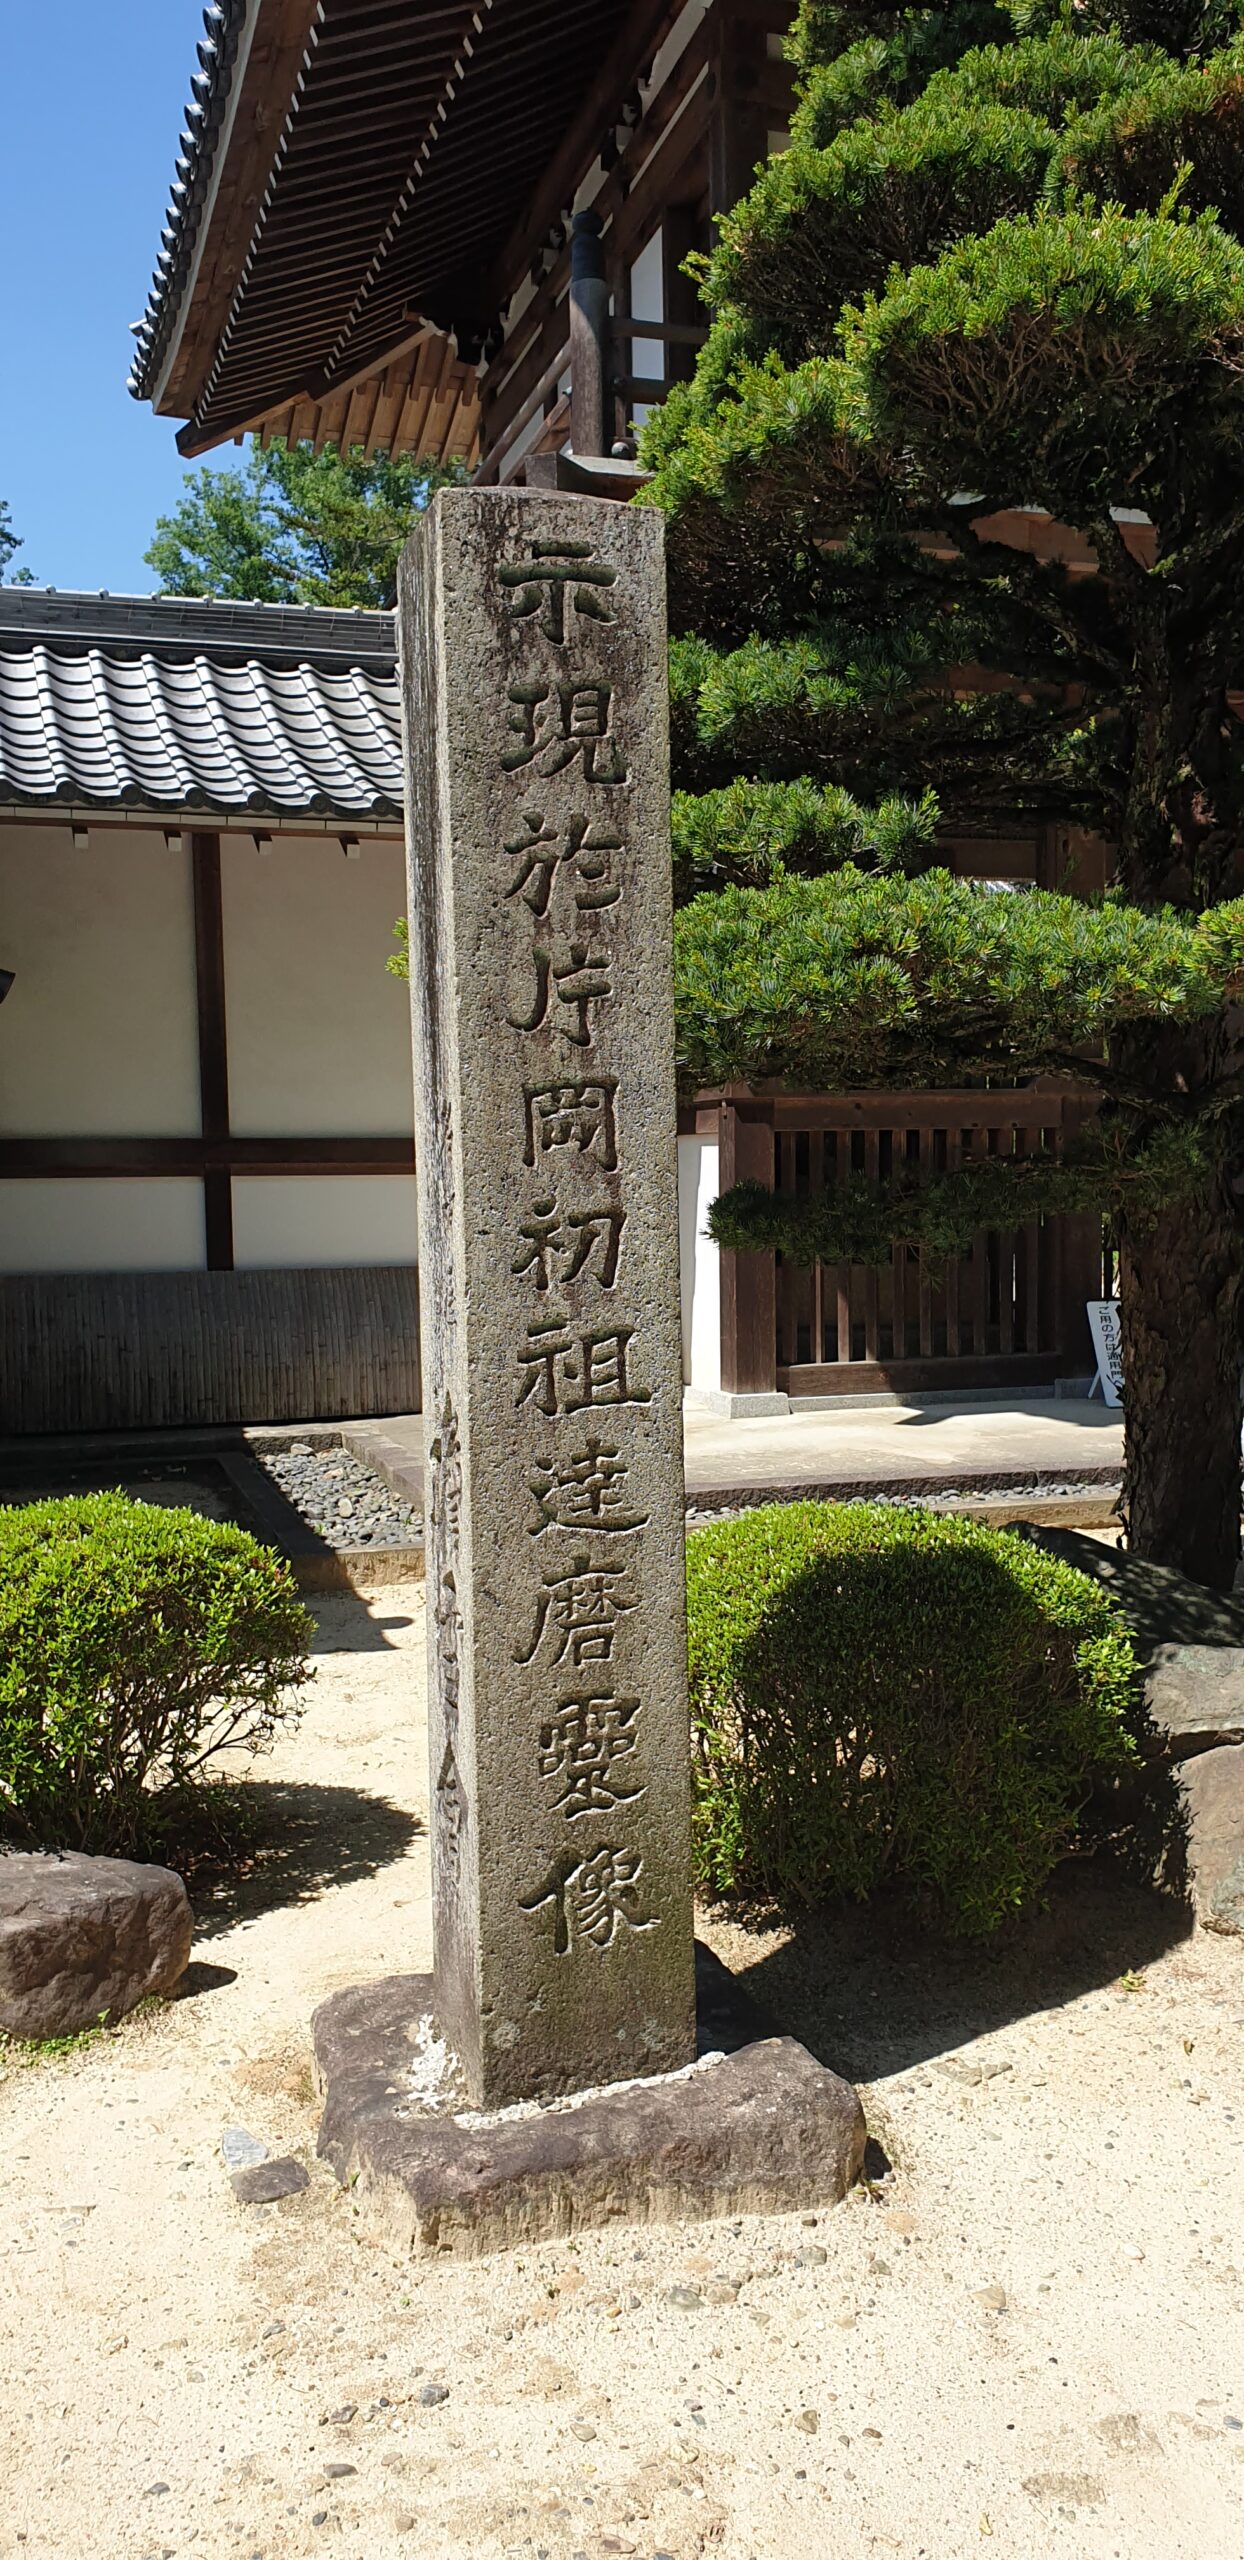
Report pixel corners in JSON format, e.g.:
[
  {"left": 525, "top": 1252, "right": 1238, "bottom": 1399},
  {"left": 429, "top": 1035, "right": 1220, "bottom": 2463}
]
[
  {"left": 643, "top": 0, "right": 1244, "bottom": 1579},
  {"left": 673, "top": 866, "right": 1244, "bottom": 1094},
  {"left": 672, "top": 778, "right": 940, "bottom": 900},
  {"left": 707, "top": 1160, "right": 1105, "bottom": 1267},
  {"left": 709, "top": 1110, "right": 1240, "bottom": 1264}
]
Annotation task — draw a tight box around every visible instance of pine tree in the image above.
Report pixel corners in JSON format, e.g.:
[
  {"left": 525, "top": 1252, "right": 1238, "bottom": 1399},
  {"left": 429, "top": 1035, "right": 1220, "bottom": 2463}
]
[{"left": 646, "top": 0, "right": 1244, "bottom": 1590}]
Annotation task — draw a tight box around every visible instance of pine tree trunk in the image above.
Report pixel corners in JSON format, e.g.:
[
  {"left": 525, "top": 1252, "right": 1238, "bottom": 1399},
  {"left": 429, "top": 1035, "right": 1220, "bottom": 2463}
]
[{"left": 1116, "top": 1194, "right": 1243, "bottom": 1592}]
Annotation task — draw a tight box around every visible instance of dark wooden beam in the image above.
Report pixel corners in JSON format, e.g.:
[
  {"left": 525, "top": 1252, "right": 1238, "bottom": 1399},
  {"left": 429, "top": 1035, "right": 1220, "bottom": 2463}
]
[
  {"left": 0, "top": 1139, "right": 417, "bottom": 1179},
  {"left": 475, "top": 0, "right": 681, "bottom": 333},
  {"left": 191, "top": 828, "right": 234, "bottom": 1271},
  {"left": 609, "top": 317, "right": 708, "bottom": 344},
  {"left": 718, "top": 1097, "right": 778, "bottom": 1397},
  {"left": 477, "top": 12, "right": 713, "bottom": 442},
  {"left": 477, "top": 340, "right": 571, "bottom": 484},
  {"left": 662, "top": 205, "right": 707, "bottom": 388},
  {"left": 224, "top": 1137, "right": 416, "bottom": 1174},
  {"left": 610, "top": 373, "right": 676, "bottom": 407},
  {"left": 777, "top": 1356, "right": 1060, "bottom": 1396},
  {"left": 707, "top": 5, "right": 771, "bottom": 219},
  {"left": 602, "top": 76, "right": 713, "bottom": 267}
]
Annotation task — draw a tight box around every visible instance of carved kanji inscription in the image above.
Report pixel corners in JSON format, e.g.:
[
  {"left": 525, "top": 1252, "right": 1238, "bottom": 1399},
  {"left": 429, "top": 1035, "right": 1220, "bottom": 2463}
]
[{"left": 401, "top": 487, "right": 692, "bottom": 2103}]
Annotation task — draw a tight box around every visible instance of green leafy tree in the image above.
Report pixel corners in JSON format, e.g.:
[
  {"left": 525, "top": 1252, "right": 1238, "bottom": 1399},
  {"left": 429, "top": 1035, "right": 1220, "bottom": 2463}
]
[
  {"left": 0, "top": 498, "right": 34, "bottom": 585},
  {"left": 644, "top": 0, "right": 1244, "bottom": 1590},
  {"left": 146, "top": 438, "right": 467, "bottom": 607}
]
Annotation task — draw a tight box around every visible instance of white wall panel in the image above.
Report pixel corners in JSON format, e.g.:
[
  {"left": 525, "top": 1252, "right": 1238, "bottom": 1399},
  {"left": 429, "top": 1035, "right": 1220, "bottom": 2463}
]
[
  {"left": 678, "top": 1134, "right": 720, "bottom": 1392},
  {"left": 221, "top": 833, "right": 413, "bottom": 1136},
  {"left": 231, "top": 1175, "right": 418, "bottom": 1269},
  {"left": 628, "top": 228, "right": 665, "bottom": 430},
  {"left": 0, "top": 823, "right": 200, "bottom": 1136},
  {"left": 0, "top": 1178, "right": 206, "bottom": 1274}
]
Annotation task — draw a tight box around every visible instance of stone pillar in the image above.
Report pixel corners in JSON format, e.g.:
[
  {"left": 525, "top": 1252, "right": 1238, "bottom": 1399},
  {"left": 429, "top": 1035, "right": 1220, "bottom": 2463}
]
[{"left": 399, "top": 487, "right": 696, "bottom": 2108}]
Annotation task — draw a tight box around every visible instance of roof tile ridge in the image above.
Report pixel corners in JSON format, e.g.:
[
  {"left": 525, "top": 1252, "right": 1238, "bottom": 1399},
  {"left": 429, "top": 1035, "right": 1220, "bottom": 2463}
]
[{"left": 128, "top": 0, "right": 252, "bottom": 402}]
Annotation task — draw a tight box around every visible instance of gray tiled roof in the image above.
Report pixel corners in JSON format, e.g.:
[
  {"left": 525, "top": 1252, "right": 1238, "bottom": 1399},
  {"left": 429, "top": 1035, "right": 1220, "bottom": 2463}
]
[
  {"left": 0, "top": 590, "right": 403, "bottom": 821},
  {"left": 128, "top": 0, "right": 249, "bottom": 404}
]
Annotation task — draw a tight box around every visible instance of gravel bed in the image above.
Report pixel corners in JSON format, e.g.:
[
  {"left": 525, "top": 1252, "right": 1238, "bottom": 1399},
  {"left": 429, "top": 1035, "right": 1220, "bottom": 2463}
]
[
  {"left": 257, "top": 1442, "right": 422, "bottom": 1551},
  {"left": 257, "top": 1445, "right": 1119, "bottom": 1550},
  {"left": 0, "top": 1449, "right": 1118, "bottom": 1557},
  {"left": 684, "top": 1476, "right": 1121, "bottom": 1531}
]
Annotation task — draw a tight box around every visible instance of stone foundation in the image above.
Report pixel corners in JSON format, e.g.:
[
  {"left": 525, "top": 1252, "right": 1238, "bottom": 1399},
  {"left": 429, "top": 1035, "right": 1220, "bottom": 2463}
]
[{"left": 312, "top": 1951, "right": 865, "bottom": 2258}]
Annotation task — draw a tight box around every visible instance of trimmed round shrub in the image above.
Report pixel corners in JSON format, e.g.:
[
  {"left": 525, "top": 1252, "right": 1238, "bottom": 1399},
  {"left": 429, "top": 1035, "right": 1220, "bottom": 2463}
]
[
  {"left": 0, "top": 1494, "right": 313, "bottom": 1857},
  {"left": 686, "top": 1501, "right": 1138, "bottom": 1937}
]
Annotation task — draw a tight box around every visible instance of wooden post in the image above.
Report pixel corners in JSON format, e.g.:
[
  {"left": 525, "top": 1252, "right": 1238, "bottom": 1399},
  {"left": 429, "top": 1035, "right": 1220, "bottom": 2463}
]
[
  {"left": 569, "top": 208, "right": 610, "bottom": 458},
  {"left": 1053, "top": 1105, "right": 1104, "bottom": 1380},
  {"left": 1053, "top": 1213, "right": 1103, "bottom": 1378},
  {"left": 718, "top": 1096, "right": 777, "bottom": 1396},
  {"left": 191, "top": 828, "right": 234, "bottom": 1272},
  {"left": 708, "top": 5, "right": 769, "bottom": 219}
]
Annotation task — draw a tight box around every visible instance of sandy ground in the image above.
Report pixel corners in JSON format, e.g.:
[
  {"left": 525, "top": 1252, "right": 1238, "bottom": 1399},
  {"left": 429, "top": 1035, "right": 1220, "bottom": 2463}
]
[{"left": 1, "top": 1581, "right": 1241, "bottom": 2560}]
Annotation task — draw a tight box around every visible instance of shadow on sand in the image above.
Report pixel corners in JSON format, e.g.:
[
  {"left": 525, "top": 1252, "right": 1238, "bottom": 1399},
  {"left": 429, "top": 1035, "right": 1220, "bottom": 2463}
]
[
  {"left": 710, "top": 1855, "right": 1195, "bottom": 2087},
  {"left": 304, "top": 1593, "right": 420, "bottom": 1656},
  {"left": 184, "top": 1779, "right": 422, "bottom": 1942}
]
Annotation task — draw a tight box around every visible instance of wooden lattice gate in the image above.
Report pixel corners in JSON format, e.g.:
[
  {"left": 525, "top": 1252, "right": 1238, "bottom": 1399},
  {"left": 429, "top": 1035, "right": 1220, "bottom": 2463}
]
[{"left": 692, "top": 1086, "right": 1105, "bottom": 1399}]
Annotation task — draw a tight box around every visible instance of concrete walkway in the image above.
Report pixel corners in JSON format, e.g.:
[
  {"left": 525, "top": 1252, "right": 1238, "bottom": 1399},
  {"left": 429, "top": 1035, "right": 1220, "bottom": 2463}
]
[
  {"left": 349, "top": 1395, "right": 1124, "bottom": 1515},
  {"left": 682, "top": 1393, "right": 1123, "bottom": 1500},
  {"left": 0, "top": 1395, "right": 1125, "bottom": 1529}
]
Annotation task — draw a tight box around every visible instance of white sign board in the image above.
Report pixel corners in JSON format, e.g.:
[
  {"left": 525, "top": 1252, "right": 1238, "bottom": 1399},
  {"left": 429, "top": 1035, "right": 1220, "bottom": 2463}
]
[{"left": 1087, "top": 1299, "right": 1123, "bottom": 1407}]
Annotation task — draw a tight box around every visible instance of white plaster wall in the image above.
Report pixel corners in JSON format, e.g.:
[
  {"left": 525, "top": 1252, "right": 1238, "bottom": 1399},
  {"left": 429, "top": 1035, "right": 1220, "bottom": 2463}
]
[
  {"left": 0, "top": 822, "right": 201, "bottom": 1136},
  {"left": 231, "top": 1175, "right": 419, "bottom": 1270},
  {"left": 628, "top": 228, "right": 664, "bottom": 429},
  {"left": 678, "top": 1133, "right": 721, "bottom": 1392},
  {"left": 221, "top": 834, "right": 414, "bottom": 1137},
  {"left": 0, "top": 1178, "right": 206, "bottom": 1273}
]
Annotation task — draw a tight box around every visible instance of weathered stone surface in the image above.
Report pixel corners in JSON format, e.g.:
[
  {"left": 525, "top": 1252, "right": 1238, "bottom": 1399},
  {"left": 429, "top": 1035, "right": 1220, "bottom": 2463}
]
[
  {"left": 312, "top": 1971, "right": 866, "bottom": 2259},
  {"left": 1180, "top": 1746, "right": 1244, "bottom": 1935},
  {"left": 1145, "top": 1646, "right": 1244, "bottom": 1760},
  {"left": 0, "top": 1852, "right": 192, "bottom": 2038},
  {"left": 398, "top": 487, "right": 693, "bottom": 2105},
  {"left": 1026, "top": 1530, "right": 1244, "bottom": 1785},
  {"left": 230, "top": 2157, "right": 310, "bottom": 2205}
]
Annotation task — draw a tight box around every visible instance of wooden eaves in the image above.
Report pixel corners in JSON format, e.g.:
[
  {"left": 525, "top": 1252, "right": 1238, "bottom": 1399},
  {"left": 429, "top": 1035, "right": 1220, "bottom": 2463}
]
[{"left": 132, "top": 0, "right": 658, "bottom": 465}]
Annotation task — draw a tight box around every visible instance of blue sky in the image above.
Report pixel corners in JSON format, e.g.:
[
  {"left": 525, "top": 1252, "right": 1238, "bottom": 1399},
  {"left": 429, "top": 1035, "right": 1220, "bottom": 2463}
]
[{"left": 0, "top": 2, "right": 215, "bottom": 593}]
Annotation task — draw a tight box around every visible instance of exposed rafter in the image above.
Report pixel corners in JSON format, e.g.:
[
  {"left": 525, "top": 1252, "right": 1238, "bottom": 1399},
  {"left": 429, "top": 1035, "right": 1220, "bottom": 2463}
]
[{"left": 131, "top": 0, "right": 638, "bottom": 461}]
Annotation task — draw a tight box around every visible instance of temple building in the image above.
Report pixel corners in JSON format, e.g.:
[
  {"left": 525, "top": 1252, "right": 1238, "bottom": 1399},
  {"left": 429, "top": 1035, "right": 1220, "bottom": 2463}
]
[
  {"left": 0, "top": 1, "right": 1106, "bottom": 1431},
  {"left": 0, "top": 588, "right": 419, "bottom": 1428}
]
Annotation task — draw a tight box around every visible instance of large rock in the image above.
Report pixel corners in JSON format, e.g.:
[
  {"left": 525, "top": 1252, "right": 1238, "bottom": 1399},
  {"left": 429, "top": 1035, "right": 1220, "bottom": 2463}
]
[
  {"left": 1180, "top": 1749, "right": 1244, "bottom": 1937},
  {"left": 1146, "top": 1646, "right": 1244, "bottom": 1760},
  {"left": 1020, "top": 1527, "right": 1244, "bottom": 1668},
  {"left": 0, "top": 1852, "right": 192, "bottom": 2038},
  {"left": 1021, "top": 1530, "right": 1244, "bottom": 1763},
  {"left": 1021, "top": 1530, "right": 1244, "bottom": 1927}
]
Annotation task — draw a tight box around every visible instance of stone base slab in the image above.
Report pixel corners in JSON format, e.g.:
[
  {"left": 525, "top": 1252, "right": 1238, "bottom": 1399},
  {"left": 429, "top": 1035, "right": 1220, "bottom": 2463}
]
[
  {"left": 312, "top": 1962, "right": 866, "bottom": 2258},
  {"left": 682, "top": 1387, "right": 792, "bottom": 1419}
]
